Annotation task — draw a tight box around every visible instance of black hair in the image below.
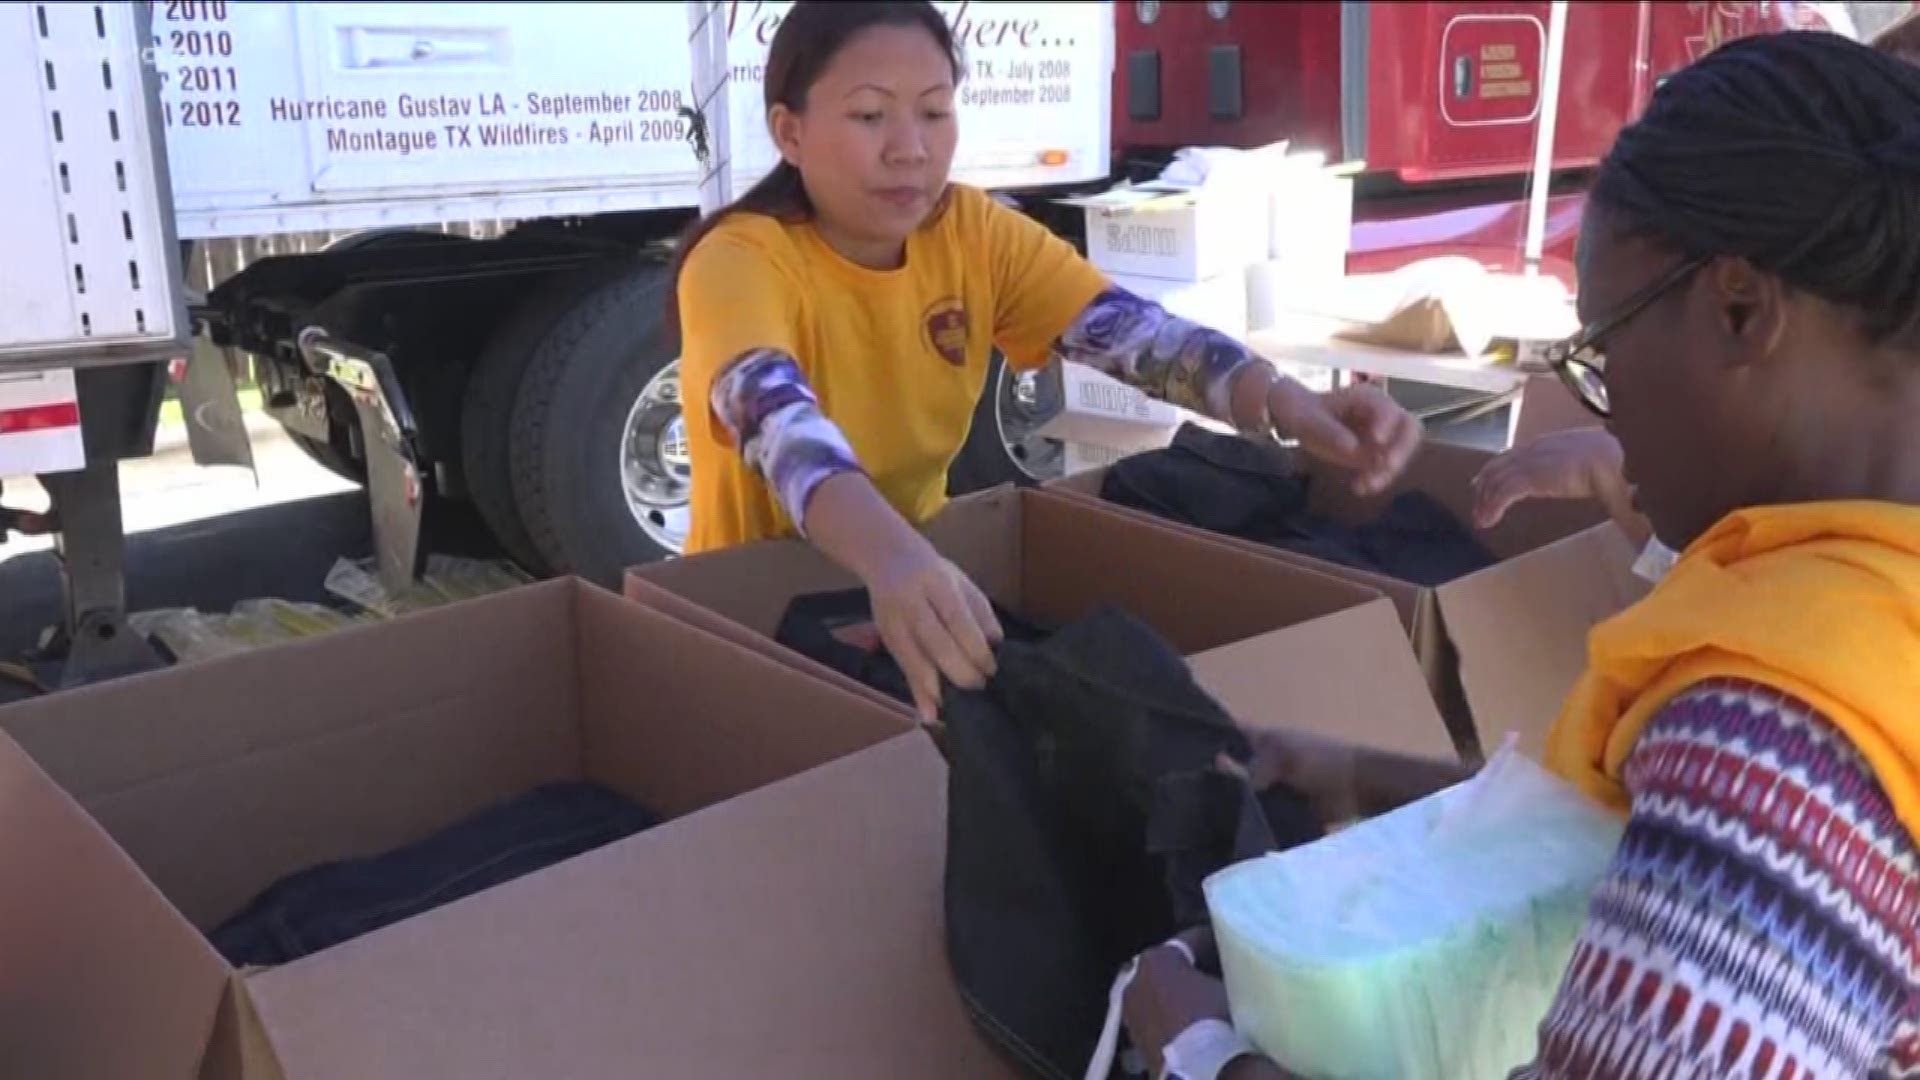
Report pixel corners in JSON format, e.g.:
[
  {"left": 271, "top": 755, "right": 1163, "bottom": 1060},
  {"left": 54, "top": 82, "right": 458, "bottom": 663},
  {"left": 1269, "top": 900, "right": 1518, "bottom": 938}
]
[
  {"left": 665, "top": 1, "right": 963, "bottom": 334},
  {"left": 1591, "top": 31, "right": 1920, "bottom": 346}
]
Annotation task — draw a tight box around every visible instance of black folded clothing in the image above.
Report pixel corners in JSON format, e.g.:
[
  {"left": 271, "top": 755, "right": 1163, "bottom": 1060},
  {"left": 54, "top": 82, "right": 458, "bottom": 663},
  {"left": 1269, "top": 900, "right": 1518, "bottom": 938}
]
[
  {"left": 774, "top": 588, "right": 1053, "bottom": 706},
  {"left": 943, "top": 607, "right": 1323, "bottom": 1079},
  {"left": 1102, "top": 423, "right": 1498, "bottom": 587},
  {"left": 210, "top": 781, "right": 659, "bottom": 967}
]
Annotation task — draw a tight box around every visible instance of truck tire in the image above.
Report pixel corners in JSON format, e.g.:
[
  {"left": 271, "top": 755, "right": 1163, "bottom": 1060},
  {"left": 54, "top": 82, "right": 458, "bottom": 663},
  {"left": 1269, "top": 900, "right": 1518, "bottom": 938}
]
[
  {"left": 947, "top": 351, "right": 1066, "bottom": 495},
  {"left": 508, "top": 260, "right": 684, "bottom": 586},
  {"left": 461, "top": 262, "right": 631, "bottom": 577}
]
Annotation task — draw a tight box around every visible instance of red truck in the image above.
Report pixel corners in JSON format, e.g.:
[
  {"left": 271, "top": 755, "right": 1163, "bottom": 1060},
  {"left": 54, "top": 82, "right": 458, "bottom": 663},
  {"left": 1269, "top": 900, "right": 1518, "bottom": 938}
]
[
  {"left": 1105, "top": 1, "right": 1898, "bottom": 288},
  {"left": 979, "top": 1, "right": 1901, "bottom": 491}
]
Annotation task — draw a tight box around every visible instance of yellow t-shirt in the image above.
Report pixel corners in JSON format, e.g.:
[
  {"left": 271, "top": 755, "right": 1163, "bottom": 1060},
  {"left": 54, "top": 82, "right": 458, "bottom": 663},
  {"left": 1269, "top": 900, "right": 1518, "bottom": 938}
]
[{"left": 677, "top": 183, "right": 1110, "bottom": 554}]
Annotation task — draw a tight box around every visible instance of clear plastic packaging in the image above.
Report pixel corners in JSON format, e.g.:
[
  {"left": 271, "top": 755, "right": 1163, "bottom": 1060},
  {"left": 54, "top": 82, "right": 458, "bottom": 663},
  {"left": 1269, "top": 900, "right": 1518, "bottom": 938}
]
[
  {"left": 130, "top": 600, "right": 368, "bottom": 664},
  {"left": 128, "top": 556, "right": 532, "bottom": 664},
  {"left": 323, "top": 555, "right": 533, "bottom": 619},
  {"left": 1205, "top": 739, "right": 1624, "bottom": 1080}
]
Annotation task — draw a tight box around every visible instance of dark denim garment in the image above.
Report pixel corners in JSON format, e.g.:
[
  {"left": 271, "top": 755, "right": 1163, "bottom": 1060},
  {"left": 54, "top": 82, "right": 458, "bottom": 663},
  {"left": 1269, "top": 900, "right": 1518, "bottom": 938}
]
[
  {"left": 1102, "top": 423, "right": 1499, "bottom": 587},
  {"left": 943, "top": 607, "right": 1322, "bottom": 1080},
  {"left": 210, "top": 781, "right": 659, "bottom": 967},
  {"left": 774, "top": 588, "right": 1053, "bottom": 707}
]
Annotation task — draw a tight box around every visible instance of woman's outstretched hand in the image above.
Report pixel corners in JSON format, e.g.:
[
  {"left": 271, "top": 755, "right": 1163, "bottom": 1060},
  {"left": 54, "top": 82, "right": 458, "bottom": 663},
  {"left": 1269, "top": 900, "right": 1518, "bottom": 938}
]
[{"left": 862, "top": 538, "right": 1003, "bottom": 724}]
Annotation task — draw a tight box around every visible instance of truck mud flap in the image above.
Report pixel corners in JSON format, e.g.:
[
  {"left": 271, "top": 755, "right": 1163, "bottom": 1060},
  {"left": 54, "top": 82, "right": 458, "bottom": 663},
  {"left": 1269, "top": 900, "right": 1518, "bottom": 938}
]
[
  {"left": 299, "top": 329, "right": 425, "bottom": 592},
  {"left": 177, "top": 337, "right": 256, "bottom": 472}
]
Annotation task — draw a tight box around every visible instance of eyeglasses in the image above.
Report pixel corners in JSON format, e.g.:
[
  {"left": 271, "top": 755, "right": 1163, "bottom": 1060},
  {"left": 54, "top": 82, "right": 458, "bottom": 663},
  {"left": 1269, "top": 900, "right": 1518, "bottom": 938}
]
[{"left": 1544, "top": 255, "right": 1709, "bottom": 418}]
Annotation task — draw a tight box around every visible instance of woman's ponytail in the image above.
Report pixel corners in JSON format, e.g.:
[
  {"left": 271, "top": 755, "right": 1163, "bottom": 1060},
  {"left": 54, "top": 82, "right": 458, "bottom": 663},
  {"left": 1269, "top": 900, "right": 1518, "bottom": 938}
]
[{"left": 664, "top": 160, "right": 812, "bottom": 338}]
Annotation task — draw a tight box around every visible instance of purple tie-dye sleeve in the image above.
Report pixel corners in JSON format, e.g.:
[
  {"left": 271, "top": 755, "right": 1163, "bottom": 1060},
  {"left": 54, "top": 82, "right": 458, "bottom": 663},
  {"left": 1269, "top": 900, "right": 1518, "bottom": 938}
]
[
  {"left": 1054, "top": 286, "right": 1263, "bottom": 424},
  {"left": 710, "top": 349, "right": 865, "bottom": 536}
]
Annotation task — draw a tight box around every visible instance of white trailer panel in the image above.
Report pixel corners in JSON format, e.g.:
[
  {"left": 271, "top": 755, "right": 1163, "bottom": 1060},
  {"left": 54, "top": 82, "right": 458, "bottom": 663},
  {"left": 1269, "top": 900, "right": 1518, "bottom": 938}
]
[
  {"left": 154, "top": 1, "right": 1114, "bottom": 239},
  {"left": 0, "top": 370, "right": 86, "bottom": 477},
  {"left": 1, "top": 1, "right": 190, "bottom": 371}
]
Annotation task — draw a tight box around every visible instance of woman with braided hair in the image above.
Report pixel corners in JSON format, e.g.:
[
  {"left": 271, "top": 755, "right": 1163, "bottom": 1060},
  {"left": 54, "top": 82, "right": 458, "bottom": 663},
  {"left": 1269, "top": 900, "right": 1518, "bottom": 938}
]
[
  {"left": 1472, "top": 12, "right": 1920, "bottom": 578},
  {"left": 1125, "top": 30, "right": 1920, "bottom": 1080}
]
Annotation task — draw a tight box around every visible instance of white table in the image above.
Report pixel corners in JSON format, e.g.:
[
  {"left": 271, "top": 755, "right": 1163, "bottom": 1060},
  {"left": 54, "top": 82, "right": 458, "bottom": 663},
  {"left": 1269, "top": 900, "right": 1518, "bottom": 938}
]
[
  {"left": 1246, "top": 315, "right": 1531, "bottom": 396},
  {"left": 1245, "top": 314, "right": 1539, "bottom": 450}
]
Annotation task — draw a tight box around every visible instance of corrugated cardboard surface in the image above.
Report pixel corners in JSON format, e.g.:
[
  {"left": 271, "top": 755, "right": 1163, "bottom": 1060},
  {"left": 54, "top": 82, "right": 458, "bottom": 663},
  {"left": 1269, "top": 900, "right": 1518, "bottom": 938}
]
[
  {"left": 614, "top": 575, "right": 906, "bottom": 740},
  {"left": 0, "top": 578, "right": 994, "bottom": 1078},
  {"left": 0, "top": 730, "right": 231, "bottom": 1080},
  {"left": 1184, "top": 602, "right": 1448, "bottom": 757},
  {"left": 1046, "top": 442, "right": 1646, "bottom": 757},
  {"left": 629, "top": 486, "right": 1457, "bottom": 760},
  {"left": 1510, "top": 373, "right": 1605, "bottom": 447},
  {"left": 243, "top": 736, "right": 1006, "bottom": 1080}
]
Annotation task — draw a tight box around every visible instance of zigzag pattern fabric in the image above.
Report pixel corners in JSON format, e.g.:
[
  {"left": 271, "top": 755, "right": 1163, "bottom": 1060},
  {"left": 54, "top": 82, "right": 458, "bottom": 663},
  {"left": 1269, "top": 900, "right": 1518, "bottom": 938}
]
[{"left": 1514, "top": 679, "right": 1920, "bottom": 1078}]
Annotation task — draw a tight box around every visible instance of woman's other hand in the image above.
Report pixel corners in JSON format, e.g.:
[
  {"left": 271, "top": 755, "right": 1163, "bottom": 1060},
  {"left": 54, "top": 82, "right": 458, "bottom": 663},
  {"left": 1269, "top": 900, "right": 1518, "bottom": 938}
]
[
  {"left": 863, "top": 538, "right": 1003, "bottom": 723},
  {"left": 1123, "top": 930, "right": 1235, "bottom": 1077},
  {"left": 1471, "top": 427, "right": 1636, "bottom": 533}
]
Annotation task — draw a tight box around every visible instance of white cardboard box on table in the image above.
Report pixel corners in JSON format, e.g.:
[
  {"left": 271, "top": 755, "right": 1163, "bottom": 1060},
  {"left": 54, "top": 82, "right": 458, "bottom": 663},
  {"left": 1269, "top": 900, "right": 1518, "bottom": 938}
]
[
  {"left": 1063, "top": 143, "right": 1287, "bottom": 283},
  {"left": 1106, "top": 270, "right": 1250, "bottom": 339},
  {"left": 1033, "top": 362, "right": 1185, "bottom": 455},
  {"left": 1071, "top": 183, "right": 1271, "bottom": 283}
]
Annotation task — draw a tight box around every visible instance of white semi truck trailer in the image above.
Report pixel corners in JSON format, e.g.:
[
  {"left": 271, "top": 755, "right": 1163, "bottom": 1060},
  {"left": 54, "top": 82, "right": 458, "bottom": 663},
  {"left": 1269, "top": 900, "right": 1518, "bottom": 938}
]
[{"left": 1, "top": 1, "right": 1115, "bottom": 683}]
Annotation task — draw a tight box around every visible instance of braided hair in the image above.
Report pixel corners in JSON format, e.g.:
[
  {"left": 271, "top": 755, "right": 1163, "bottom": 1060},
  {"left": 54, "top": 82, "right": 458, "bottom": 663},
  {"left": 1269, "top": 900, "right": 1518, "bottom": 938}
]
[{"left": 1592, "top": 31, "right": 1920, "bottom": 347}]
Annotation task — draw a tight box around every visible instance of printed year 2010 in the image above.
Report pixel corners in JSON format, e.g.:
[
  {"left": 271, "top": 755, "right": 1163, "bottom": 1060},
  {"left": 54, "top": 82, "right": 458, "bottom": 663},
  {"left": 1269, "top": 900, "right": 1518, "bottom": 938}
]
[
  {"left": 167, "top": 29, "right": 234, "bottom": 57},
  {"left": 162, "top": 1, "right": 228, "bottom": 23}
]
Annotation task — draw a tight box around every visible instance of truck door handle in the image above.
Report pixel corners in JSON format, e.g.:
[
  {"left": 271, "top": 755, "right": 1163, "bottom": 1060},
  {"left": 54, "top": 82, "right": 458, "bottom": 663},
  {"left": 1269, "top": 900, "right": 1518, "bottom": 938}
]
[
  {"left": 339, "top": 28, "right": 501, "bottom": 70},
  {"left": 1453, "top": 55, "right": 1473, "bottom": 99}
]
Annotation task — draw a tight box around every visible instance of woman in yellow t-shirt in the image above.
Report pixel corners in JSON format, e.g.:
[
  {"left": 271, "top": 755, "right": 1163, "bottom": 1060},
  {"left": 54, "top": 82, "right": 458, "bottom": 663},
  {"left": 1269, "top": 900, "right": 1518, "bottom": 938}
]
[{"left": 673, "top": 0, "right": 1423, "bottom": 722}]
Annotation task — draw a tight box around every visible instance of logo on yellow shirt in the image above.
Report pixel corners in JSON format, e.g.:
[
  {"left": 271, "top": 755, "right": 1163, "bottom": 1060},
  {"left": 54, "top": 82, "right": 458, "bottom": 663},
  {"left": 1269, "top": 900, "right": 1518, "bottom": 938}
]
[{"left": 923, "top": 298, "right": 969, "bottom": 367}]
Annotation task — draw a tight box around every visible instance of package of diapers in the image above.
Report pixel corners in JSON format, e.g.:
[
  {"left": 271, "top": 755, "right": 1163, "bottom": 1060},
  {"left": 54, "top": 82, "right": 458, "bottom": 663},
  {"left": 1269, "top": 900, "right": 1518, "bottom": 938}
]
[{"left": 1204, "top": 739, "right": 1625, "bottom": 1080}]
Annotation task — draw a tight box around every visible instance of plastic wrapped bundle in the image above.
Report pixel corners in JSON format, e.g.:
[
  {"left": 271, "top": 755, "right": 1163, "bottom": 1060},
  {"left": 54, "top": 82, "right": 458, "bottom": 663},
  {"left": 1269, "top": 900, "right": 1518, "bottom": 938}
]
[{"left": 1204, "top": 741, "right": 1625, "bottom": 1080}]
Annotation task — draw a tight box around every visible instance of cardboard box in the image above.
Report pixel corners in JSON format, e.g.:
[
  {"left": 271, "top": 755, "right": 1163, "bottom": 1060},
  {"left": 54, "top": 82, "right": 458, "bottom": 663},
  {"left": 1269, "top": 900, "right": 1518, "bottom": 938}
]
[
  {"left": 0, "top": 579, "right": 1010, "bottom": 1079},
  {"left": 1032, "top": 360, "right": 1186, "bottom": 454},
  {"left": 627, "top": 486, "right": 1457, "bottom": 762},
  {"left": 1267, "top": 171, "right": 1354, "bottom": 274},
  {"left": 1510, "top": 372, "right": 1606, "bottom": 446},
  {"left": 1047, "top": 443, "right": 1651, "bottom": 759},
  {"left": 1108, "top": 269, "right": 1251, "bottom": 339},
  {"left": 1068, "top": 182, "right": 1271, "bottom": 283},
  {"left": 1060, "top": 438, "right": 1129, "bottom": 478}
]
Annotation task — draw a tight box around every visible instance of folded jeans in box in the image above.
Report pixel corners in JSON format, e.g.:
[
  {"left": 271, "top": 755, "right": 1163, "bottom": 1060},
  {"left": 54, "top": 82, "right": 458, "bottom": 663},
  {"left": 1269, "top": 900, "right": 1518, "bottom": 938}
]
[
  {"left": 210, "top": 781, "right": 661, "bottom": 967},
  {"left": 1204, "top": 742, "right": 1623, "bottom": 1080}
]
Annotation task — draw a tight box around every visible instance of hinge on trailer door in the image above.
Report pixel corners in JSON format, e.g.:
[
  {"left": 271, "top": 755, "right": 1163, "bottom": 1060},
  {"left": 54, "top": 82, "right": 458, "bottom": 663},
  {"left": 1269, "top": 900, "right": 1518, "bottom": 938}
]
[{"left": 680, "top": 91, "right": 711, "bottom": 171}]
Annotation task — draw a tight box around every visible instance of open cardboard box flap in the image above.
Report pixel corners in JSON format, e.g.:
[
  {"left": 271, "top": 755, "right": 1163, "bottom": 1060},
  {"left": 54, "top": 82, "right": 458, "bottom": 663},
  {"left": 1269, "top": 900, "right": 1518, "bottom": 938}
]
[
  {"left": 0, "top": 727, "right": 231, "bottom": 1079},
  {"left": 1047, "top": 442, "right": 1647, "bottom": 757},
  {"left": 0, "top": 579, "right": 1002, "bottom": 1079},
  {"left": 631, "top": 486, "right": 1456, "bottom": 761},
  {"left": 237, "top": 736, "right": 997, "bottom": 1080},
  {"left": 1184, "top": 601, "right": 1444, "bottom": 753}
]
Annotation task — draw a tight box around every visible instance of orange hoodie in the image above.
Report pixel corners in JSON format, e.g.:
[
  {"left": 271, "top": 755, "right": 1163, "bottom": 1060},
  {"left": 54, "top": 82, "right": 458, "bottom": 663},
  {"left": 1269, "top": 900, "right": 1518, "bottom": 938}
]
[{"left": 1546, "top": 501, "right": 1920, "bottom": 840}]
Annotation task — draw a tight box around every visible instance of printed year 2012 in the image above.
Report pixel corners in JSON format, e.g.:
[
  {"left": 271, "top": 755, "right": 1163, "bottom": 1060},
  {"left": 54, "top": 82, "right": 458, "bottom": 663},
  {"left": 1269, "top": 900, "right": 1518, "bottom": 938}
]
[{"left": 164, "top": 100, "right": 242, "bottom": 128}]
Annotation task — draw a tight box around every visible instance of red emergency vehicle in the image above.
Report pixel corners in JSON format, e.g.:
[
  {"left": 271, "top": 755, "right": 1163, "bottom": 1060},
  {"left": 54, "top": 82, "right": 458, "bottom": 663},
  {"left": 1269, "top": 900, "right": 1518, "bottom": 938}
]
[{"left": 1109, "top": 1, "right": 1896, "bottom": 284}]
